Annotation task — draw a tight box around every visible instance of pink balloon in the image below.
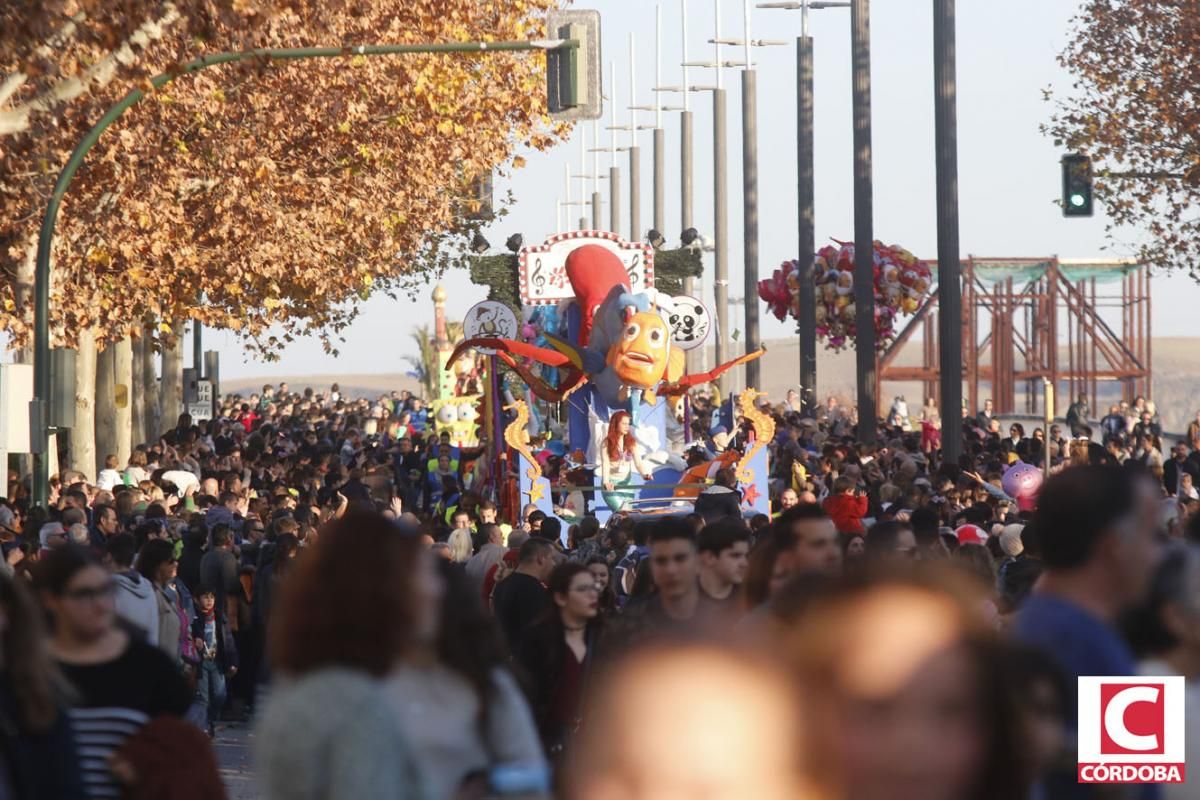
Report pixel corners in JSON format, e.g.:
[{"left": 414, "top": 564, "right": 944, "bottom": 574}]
[{"left": 1001, "top": 461, "right": 1043, "bottom": 513}]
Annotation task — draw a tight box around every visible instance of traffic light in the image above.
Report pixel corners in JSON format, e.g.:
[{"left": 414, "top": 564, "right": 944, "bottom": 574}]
[
  {"left": 1061, "top": 153, "right": 1094, "bottom": 217},
  {"left": 546, "top": 9, "right": 602, "bottom": 120}
]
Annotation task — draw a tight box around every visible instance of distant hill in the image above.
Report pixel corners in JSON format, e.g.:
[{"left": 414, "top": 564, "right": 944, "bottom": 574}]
[
  {"left": 222, "top": 373, "right": 422, "bottom": 401},
  {"left": 223, "top": 338, "right": 1200, "bottom": 432}
]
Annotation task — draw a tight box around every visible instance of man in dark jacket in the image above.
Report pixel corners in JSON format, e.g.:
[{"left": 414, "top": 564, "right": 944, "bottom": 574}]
[
  {"left": 492, "top": 538, "right": 554, "bottom": 650},
  {"left": 1163, "top": 442, "right": 1200, "bottom": 496},
  {"left": 199, "top": 526, "right": 239, "bottom": 627}
]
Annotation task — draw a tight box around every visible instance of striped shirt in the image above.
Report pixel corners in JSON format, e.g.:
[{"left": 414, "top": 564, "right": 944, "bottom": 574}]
[
  {"left": 58, "top": 639, "right": 192, "bottom": 799},
  {"left": 69, "top": 706, "right": 150, "bottom": 798}
]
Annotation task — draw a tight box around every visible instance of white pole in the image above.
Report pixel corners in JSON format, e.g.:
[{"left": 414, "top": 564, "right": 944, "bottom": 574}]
[
  {"left": 592, "top": 119, "right": 600, "bottom": 193},
  {"left": 610, "top": 60, "right": 618, "bottom": 164},
  {"left": 656, "top": 3, "right": 663, "bottom": 128},
  {"left": 681, "top": 0, "right": 690, "bottom": 111},
  {"left": 743, "top": 0, "right": 752, "bottom": 67},
  {"left": 715, "top": 0, "right": 723, "bottom": 90},
  {"left": 630, "top": 31, "right": 637, "bottom": 137}
]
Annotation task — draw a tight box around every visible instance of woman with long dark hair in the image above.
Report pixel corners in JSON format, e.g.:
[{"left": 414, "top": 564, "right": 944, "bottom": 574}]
[
  {"left": 34, "top": 546, "right": 191, "bottom": 799},
  {"left": 386, "top": 559, "right": 546, "bottom": 799},
  {"left": 599, "top": 411, "right": 652, "bottom": 512},
  {"left": 136, "top": 538, "right": 189, "bottom": 665},
  {"left": 256, "top": 511, "right": 435, "bottom": 799},
  {"left": 517, "top": 563, "right": 603, "bottom": 759},
  {"left": 585, "top": 556, "right": 618, "bottom": 615},
  {"left": 0, "top": 573, "right": 84, "bottom": 799}
]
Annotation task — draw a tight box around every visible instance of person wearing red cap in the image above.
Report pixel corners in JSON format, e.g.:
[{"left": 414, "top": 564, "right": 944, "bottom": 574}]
[{"left": 955, "top": 524, "right": 989, "bottom": 548}]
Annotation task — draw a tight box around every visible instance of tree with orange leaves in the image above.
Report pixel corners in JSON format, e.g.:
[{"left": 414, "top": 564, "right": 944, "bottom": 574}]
[
  {"left": 1, "top": 0, "right": 567, "bottom": 356},
  {"left": 1047, "top": 0, "right": 1200, "bottom": 277}
]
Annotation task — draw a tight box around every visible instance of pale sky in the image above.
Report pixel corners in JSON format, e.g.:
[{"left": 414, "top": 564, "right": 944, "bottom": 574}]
[{"left": 208, "top": 0, "right": 1197, "bottom": 379}]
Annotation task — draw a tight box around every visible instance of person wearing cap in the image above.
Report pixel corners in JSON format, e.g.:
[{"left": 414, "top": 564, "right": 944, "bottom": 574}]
[{"left": 954, "top": 524, "right": 989, "bottom": 548}]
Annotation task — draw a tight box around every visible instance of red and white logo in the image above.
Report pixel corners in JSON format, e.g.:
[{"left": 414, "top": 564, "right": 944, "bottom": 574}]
[{"left": 1078, "top": 676, "right": 1186, "bottom": 784}]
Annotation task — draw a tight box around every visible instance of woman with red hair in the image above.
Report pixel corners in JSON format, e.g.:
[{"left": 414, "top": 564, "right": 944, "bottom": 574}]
[{"left": 599, "top": 412, "right": 653, "bottom": 513}]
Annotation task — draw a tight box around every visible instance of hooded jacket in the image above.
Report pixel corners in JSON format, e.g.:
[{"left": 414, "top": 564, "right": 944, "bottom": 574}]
[{"left": 114, "top": 570, "right": 160, "bottom": 646}]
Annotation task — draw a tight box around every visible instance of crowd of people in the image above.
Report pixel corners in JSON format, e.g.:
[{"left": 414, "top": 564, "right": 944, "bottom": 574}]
[{"left": 0, "top": 380, "right": 1197, "bottom": 799}]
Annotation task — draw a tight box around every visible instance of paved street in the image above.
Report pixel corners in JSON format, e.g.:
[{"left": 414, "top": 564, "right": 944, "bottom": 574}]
[{"left": 214, "top": 722, "right": 260, "bottom": 800}]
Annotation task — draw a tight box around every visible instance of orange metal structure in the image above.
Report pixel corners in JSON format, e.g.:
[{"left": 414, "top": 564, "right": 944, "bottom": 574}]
[{"left": 877, "top": 258, "right": 1151, "bottom": 417}]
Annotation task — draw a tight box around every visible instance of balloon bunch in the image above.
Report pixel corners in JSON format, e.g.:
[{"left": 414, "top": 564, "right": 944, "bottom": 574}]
[{"left": 757, "top": 240, "right": 933, "bottom": 351}]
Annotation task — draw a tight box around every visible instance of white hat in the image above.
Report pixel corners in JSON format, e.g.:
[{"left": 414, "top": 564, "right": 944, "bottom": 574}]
[{"left": 999, "top": 524, "right": 1025, "bottom": 558}]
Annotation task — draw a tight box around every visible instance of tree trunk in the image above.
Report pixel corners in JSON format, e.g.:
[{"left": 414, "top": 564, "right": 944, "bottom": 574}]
[
  {"left": 12, "top": 237, "right": 34, "bottom": 365},
  {"left": 160, "top": 320, "right": 184, "bottom": 433},
  {"left": 113, "top": 337, "right": 132, "bottom": 466},
  {"left": 95, "top": 341, "right": 116, "bottom": 478},
  {"left": 69, "top": 327, "right": 97, "bottom": 480},
  {"left": 131, "top": 334, "right": 145, "bottom": 446},
  {"left": 142, "top": 322, "right": 159, "bottom": 440}
]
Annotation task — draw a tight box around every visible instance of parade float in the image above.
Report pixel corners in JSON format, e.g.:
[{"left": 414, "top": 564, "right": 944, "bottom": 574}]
[{"left": 450, "top": 230, "right": 773, "bottom": 524}]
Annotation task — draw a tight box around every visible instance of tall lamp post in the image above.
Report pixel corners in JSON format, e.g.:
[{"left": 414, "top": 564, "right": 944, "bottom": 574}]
[
  {"left": 682, "top": 0, "right": 748, "bottom": 395},
  {"left": 850, "top": 0, "right": 876, "bottom": 443},
  {"left": 759, "top": 0, "right": 850, "bottom": 417},
  {"left": 711, "top": 0, "right": 786, "bottom": 388},
  {"left": 934, "top": 0, "right": 963, "bottom": 463},
  {"left": 629, "top": 4, "right": 685, "bottom": 238}
]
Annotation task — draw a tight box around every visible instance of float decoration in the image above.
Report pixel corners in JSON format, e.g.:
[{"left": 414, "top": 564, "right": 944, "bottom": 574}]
[
  {"left": 757, "top": 239, "right": 933, "bottom": 352},
  {"left": 452, "top": 231, "right": 773, "bottom": 524}
]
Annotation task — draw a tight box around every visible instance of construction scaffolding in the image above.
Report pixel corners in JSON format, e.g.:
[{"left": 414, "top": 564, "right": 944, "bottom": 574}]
[{"left": 878, "top": 258, "right": 1151, "bottom": 417}]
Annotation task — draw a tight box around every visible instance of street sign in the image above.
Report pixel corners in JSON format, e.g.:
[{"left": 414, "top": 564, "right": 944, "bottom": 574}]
[
  {"left": 187, "top": 402, "right": 212, "bottom": 422},
  {"left": 463, "top": 301, "right": 519, "bottom": 355},
  {"left": 518, "top": 230, "right": 654, "bottom": 306},
  {"left": 196, "top": 379, "right": 213, "bottom": 405},
  {"left": 546, "top": 9, "right": 602, "bottom": 120}
]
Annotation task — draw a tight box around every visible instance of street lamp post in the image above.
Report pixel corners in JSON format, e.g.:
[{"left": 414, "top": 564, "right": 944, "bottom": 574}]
[
  {"left": 851, "top": 0, "right": 877, "bottom": 444},
  {"left": 759, "top": 0, "right": 850, "bottom": 417},
  {"left": 711, "top": 1, "right": 787, "bottom": 389},
  {"left": 934, "top": 0, "right": 964, "bottom": 463},
  {"left": 681, "top": 0, "right": 749, "bottom": 395}
]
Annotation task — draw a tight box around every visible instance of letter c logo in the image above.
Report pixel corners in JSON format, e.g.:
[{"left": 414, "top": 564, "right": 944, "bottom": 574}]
[{"left": 1105, "top": 686, "right": 1159, "bottom": 751}]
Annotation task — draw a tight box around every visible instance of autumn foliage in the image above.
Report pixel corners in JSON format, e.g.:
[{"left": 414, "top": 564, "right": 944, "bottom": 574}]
[
  {"left": 1047, "top": 0, "right": 1200, "bottom": 278},
  {"left": 1, "top": 1, "right": 567, "bottom": 354}
]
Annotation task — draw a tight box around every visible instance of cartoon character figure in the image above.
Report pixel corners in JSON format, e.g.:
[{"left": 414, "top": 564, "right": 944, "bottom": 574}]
[
  {"left": 447, "top": 287, "right": 763, "bottom": 418},
  {"left": 1002, "top": 461, "right": 1043, "bottom": 512}
]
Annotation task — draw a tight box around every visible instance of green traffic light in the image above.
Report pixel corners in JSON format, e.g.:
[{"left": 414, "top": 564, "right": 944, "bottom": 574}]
[{"left": 1070, "top": 193, "right": 1087, "bottom": 207}]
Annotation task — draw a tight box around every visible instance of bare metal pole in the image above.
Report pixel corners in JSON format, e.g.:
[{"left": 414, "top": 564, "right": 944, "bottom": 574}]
[
  {"left": 654, "top": 4, "right": 667, "bottom": 235},
  {"left": 610, "top": 61, "right": 621, "bottom": 234},
  {"left": 797, "top": 32, "right": 817, "bottom": 416},
  {"left": 714, "top": 85, "right": 730, "bottom": 393},
  {"left": 742, "top": 69, "right": 761, "bottom": 386},
  {"left": 653, "top": 129, "right": 666, "bottom": 235},
  {"left": 852, "top": 0, "right": 876, "bottom": 442},
  {"left": 935, "top": 0, "right": 963, "bottom": 463},
  {"left": 629, "top": 33, "right": 641, "bottom": 241},
  {"left": 592, "top": 119, "right": 602, "bottom": 229},
  {"left": 610, "top": 166, "right": 621, "bottom": 234}
]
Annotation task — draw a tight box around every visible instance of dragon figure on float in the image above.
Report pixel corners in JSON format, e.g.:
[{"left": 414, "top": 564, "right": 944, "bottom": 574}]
[{"left": 447, "top": 231, "right": 770, "bottom": 522}]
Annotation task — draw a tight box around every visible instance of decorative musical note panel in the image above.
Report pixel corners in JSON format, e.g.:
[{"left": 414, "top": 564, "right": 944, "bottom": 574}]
[{"left": 518, "top": 230, "right": 655, "bottom": 306}]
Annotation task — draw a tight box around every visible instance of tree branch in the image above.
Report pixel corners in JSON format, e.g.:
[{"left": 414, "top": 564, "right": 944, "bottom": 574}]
[{"left": 0, "top": 4, "right": 183, "bottom": 137}]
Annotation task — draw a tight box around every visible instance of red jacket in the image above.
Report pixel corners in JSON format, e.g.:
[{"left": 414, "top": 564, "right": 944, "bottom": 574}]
[{"left": 823, "top": 493, "right": 868, "bottom": 535}]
